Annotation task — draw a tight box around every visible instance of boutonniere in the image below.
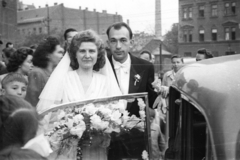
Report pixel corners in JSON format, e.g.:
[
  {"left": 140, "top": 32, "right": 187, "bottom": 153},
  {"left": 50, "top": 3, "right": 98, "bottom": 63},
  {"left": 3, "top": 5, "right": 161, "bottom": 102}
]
[{"left": 134, "top": 74, "right": 141, "bottom": 86}]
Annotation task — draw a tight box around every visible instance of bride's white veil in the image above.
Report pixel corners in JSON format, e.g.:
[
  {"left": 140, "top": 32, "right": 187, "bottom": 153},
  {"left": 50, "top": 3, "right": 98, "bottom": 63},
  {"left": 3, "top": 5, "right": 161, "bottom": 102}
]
[{"left": 37, "top": 51, "right": 122, "bottom": 113}]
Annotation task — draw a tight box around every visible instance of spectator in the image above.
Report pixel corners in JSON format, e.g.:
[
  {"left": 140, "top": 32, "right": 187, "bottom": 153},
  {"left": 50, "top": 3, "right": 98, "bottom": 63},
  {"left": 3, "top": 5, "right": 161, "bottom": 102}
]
[
  {"left": 162, "top": 54, "right": 184, "bottom": 90},
  {"left": 196, "top": 48, "right": 213, "bottom": 61},
  {"left": 1, "top": 73, "right": 28, "bottom": 98},
  {"left": 151, "top": 54, "right": 155, "bottom": 64},
  {"left": 0, "top": 40, "right": 7, "bottom": 75},
  {"left": 25, "top": 37, "right": 64, "bottom": 107},
  {"left": 149, "top": 108, "right": 165, "bottom": 160},
  {"left": 2, "top": 48, "right": 16, "bottom": 66},
  {"left": 63, "top": 28, "right": 78, "bottom": 53},
  {"left": 0, "top": 95, "right": 50, "bottom": 160},
  {"left": 5, "top": 42, "right": 13, "bottom": 49},
  {"left": 139, "top": 50, "right": 152, "bottom": 62},
  {"left": 0, "top": 47, "right": 33, "bottom": 88},
  {"left": 7, "top": 47, "right": 33, "bottom": 76}
]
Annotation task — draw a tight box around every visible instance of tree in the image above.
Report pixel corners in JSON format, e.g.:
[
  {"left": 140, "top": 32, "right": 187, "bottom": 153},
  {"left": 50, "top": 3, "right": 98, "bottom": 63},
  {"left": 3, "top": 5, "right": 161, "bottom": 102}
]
[{"left": 163, "top": 23, "right": 178, "bottom": 54}]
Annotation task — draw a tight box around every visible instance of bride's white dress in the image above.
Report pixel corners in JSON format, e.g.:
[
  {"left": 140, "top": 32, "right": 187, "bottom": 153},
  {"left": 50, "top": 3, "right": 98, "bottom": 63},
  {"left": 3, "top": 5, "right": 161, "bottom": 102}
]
[
  {"left": 48, "top": 71, "right": 110, "bottom": 160},
  {"left": 62, "top": 71, "right": 108, "bottom": 102},
  {"left": 37, "top": 52, "right": 122, "bottom": 160}
]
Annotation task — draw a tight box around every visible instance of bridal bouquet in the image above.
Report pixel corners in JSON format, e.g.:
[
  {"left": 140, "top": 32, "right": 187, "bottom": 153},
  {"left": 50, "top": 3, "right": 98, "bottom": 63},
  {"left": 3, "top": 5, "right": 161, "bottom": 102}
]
[{"left": 45, "top": 98, "right": 146, "bottom": 159}]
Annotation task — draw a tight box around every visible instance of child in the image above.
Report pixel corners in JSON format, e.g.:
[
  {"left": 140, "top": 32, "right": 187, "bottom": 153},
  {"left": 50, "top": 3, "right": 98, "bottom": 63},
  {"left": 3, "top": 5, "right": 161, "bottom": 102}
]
[
  {"left": 150, "top": 108, "right": 165, "bottom": 160},
  {"left": 1, "top": 73, "right": 28, "bottom": 98}
]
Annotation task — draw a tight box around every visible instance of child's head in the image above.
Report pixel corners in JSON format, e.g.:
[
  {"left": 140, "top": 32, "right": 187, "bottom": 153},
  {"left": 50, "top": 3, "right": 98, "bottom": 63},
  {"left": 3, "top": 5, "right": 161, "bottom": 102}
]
[
  {"left": 0, "top": 95, "right": 38, "bottom": 150},
  {"left": 1, "top": 73, "right": 28, "bottom": 98}
]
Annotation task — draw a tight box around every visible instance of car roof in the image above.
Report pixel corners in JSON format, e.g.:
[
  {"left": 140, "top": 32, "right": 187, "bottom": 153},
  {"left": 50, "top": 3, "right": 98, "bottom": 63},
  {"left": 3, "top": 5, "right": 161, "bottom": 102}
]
[{"left": 171, "top": 54, "right": 240, "bottom": 159}]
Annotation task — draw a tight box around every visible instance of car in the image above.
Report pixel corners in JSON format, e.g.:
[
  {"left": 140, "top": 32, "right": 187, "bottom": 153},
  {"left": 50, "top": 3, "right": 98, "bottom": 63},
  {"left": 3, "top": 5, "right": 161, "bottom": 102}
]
[{"left": 164, "top": 54, "right": 240, "bottom": 160}]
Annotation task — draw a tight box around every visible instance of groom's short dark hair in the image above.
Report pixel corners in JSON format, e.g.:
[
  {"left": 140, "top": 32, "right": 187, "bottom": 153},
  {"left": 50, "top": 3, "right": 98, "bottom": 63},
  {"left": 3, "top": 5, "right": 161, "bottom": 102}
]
[{"left": 106, "top": 22, "right": 133, "bottom": 39}]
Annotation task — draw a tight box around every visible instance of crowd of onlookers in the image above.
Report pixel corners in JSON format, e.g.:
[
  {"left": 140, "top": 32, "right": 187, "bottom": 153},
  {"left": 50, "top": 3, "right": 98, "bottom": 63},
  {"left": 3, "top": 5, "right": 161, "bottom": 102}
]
[{"left": 0, "top": 30, "right": 73, "bottom": 159}]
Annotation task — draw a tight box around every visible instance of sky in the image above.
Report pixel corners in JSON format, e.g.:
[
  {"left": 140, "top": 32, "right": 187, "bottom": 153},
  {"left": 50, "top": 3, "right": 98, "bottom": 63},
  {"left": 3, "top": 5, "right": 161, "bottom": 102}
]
[{"left": 21, "top": 0, "right": 179, "bottom": 35}]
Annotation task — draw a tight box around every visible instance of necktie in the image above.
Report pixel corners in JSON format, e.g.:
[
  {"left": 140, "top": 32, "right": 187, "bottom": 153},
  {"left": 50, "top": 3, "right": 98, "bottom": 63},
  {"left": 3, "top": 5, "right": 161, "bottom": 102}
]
[{"left": 114, "top": 62, "right": 129, "bottom": 94}]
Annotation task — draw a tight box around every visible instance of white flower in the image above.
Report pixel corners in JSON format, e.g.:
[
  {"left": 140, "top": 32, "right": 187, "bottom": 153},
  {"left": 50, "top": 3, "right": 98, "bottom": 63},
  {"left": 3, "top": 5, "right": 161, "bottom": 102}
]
[
  {"left": 53, "top": 122, "right": 60, "bottom": 127},
  {"left": 116, "top": 100, "right": 126, "bottom": 113},
  {"left": 142, "top": 150, "right": 149, "bottom": 160},
  {"left": 135, "top": 121, "right": 145, "bottom": 132},
  {"left": 137, "top": 98, "right": 146, "bottom": 110},
  {"left": 70, "top": 120, "right": 86, "bottom": 138},
  {"left": 83, "top": 103, "right": 98, "bottom": 115},
  {"left": 67, "top": 118, "right": 74, "bottom": 128},
  {"left": 104, "top": 127, "right": 113, "bottom": 133},
  {"left": 139, "top": 110, "right": 146, "bottom": 119},
  {"left": 98, "top": 105, "right": 112, "bottom": 117},
  {"left": 57, "top": 110, "right": 66, "bottom": 120},
  {"left": 91, "top": 115, "right": 109, "bottom": 130},
  {"left": 73, "top": 114, "right": 84, "bottom": 123},
  {"left": 110, "top": 110, "right": 122, "bottom": 125},
  {"left": 125, "top": 115, "right": 141, "bottom": 129},
  {"left": 99, "top": 121, "right": 109, "bottom": 130}
]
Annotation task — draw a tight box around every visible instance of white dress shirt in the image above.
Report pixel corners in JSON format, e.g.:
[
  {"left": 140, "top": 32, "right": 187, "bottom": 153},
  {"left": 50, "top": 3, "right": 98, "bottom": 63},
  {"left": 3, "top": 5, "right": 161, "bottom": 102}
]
[{"left": 112, "top": 54, "right": 131, "bottom": 95}]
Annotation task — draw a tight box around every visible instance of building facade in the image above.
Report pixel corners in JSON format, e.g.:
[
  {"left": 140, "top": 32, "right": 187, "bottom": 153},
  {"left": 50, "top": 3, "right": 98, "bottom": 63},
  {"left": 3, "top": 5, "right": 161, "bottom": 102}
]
[
  {"left": 178, "top": 0, "right": 240, "bottom": 57},
  {"left": 0, "top": 0, "right": 17, "bottom": 46},
  {"left": 17, "top": 3, "right": 123, "bottom": 41}
]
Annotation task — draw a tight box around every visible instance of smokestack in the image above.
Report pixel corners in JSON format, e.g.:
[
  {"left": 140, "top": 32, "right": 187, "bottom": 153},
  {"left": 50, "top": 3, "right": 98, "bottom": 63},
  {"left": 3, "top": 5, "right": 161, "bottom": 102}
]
[
  {"left": 155, "top": 0, "right": 162, "bottom": 38},
  {"left": 127, "top": 19, "right": 130, "bottom": 25}
]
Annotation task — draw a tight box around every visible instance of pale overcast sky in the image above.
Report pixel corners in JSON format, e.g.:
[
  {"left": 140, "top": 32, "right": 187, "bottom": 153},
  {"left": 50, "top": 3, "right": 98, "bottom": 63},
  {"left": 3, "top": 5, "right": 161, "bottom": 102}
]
[{"left": 21, "top": 0, "right": 179, "bottom": 35}]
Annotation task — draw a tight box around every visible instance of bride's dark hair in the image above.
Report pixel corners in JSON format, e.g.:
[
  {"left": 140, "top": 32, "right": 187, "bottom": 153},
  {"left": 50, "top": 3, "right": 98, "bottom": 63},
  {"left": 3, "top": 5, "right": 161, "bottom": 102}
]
[
  {"left": 0, "top": 95, "right": 39, "bottom": 151},
  {"left": 69, "top": 29, "right": 106, "bottom": 71}
]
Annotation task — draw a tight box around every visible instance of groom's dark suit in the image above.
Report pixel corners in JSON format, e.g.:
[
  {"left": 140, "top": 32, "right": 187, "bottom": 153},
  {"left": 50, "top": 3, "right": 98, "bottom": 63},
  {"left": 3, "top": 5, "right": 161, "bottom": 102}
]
[{"left": 108, "top": 53, "right": 158, "bottom": 160}]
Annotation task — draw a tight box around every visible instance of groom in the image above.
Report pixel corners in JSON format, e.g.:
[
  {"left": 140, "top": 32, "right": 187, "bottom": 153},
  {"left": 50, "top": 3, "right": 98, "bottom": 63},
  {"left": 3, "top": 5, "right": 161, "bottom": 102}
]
[{"left": 106, "top": 22, "right": 158, "bottom": 160}]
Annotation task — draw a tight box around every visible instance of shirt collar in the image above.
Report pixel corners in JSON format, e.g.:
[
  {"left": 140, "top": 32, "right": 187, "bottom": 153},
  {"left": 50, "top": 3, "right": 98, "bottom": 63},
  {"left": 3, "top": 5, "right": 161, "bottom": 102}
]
[{"left": 112, "top": 54, "right": 131, "bottom": 69}]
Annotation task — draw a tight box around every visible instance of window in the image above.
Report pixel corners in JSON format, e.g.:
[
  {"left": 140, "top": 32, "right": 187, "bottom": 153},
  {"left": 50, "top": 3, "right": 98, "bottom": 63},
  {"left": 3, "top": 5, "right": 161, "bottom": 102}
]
[
  {"left": 199, "top": 5, "right": 205, "bottom": 17},
  {"left": 231, "top": 27, "right": 236, "bottom": 40},
  {"left": 225, "top": 28, "right": 230, "bottom": 40},
  {"left": 188, "top": 7, "right": 193, "bottom": 18},
  {"left": 183, "top": 6, "right": 193, "bottom": 19},
  {"left": 189, "top": 30, "right": 192, "bottom": 42},
  {"left": 33, "top": 28, "right": 36, "bottom": 33},
  {"left": 183, "top": 8, "right": 188, "bottom": 19},
  {"left": 22, "top": 29, "right": 25, "bottom": 34},
  {"left": 199, "top": 29, "right": 205, "bottom": 42},
  {"left": 184, "top": 52, "right": 192, "bottom": 57},
  {"left": 232, "top": 2, "right": 236, "bottom": 14},
  {"left": 182, "top": 30, "right": 193, "bottom": 42},
  {"left": 183, "top": 31, "right": 188, "bottom": 42},
  {"left": 165, "top": 88, "right": 212, "bottom": 160},
  {"left": 225, "top": 3, "right": 230, "bottom": 15},
  {"left": 211, "top": 4, "right": 218, "bottom": 17},
  {"left": 39, "top": 27, "right": 42, "bottom": 34},
  {"left": 225, "top": 27, "right": 236, "bottom": 40},
  {"left": 212, "top": 29, "right": 217, "bottom": 41}
]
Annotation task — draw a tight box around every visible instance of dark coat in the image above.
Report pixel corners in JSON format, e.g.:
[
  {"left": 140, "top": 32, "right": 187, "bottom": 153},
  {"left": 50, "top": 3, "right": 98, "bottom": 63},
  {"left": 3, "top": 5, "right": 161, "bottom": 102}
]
[
  {"left": 25, "top": 67, "right": 50, "bottom": 107},
  {"left": 108, "top": 53, "right": 158, "bottom": 160},
  {"left": 108, "top": 53, "right": 157, "bottom": 116}
]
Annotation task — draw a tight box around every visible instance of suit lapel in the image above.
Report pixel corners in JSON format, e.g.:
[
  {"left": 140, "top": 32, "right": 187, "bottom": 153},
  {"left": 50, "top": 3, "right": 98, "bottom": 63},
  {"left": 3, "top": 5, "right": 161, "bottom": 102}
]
[{"left": 128, "top": 54, "right": 144, "bottom": 94}]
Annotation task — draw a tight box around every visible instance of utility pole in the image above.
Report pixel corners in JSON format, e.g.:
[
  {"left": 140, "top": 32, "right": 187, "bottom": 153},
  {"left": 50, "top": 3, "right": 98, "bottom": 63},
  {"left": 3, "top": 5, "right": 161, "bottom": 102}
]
[
  {"left": 46, "top": 4, "right": 50, "bottom": 36},
  {"left": 159, "top": 40, "right": 162, "bottom": 77}
]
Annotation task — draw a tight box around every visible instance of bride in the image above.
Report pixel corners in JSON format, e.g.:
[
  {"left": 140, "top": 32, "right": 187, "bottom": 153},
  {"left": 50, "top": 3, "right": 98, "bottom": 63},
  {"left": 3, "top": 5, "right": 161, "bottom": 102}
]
[{"left": 37, "top": 30, "right": 122, "bottom": 160}]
